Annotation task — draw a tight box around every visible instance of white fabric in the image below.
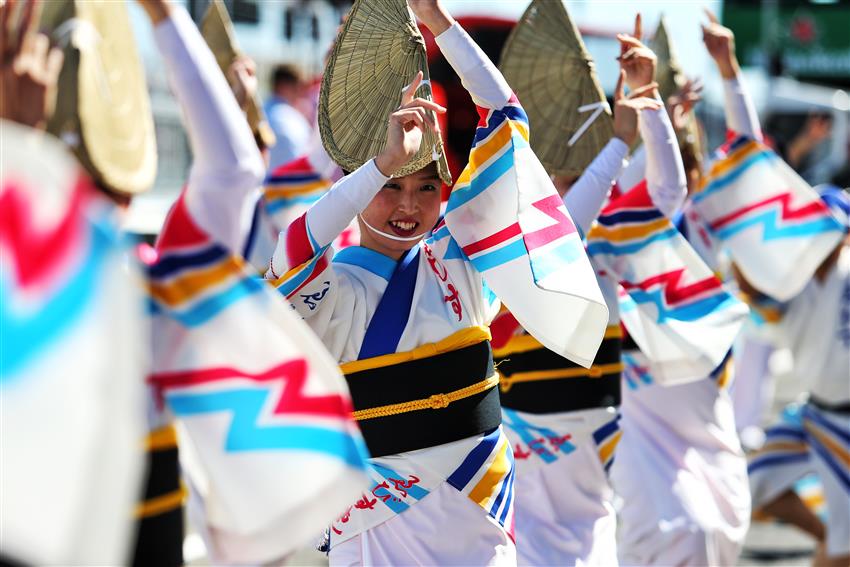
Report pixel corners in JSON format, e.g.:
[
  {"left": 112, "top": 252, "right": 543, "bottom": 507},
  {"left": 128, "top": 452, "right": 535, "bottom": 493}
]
[
  {"left": 265, "top": 95, "right": 313, "bottom": 170},
  {"left": 723, "top": 76, "right": 762, "bottom": 141},
  {"left": 504, "top": 408, "right": 618, "bottom": 567},
  {"left": 640, "top": 104, "right": 688, "bottom": 217},
  {"left": 0, "top": 122, "right": 146, "bottom": 565},
  {"left": 154, "top": 7, "right": 265, "bottom": 254},
  {"left": 563, "top": 137, "right": 629, "bottom": 234},
  {"left": 612, "top": 359, "right": 750, "bottom": 566},
  {"left": 617, "top": 144, "right": 646, "bottom": 193},
  {"left": 152, "top": 9, "right": 369, "bottom": 563},
  {"left": 730, "top": 331, "right": 775, "bottom": 435},
  {"left": 765, "top": 244, "right": 850, "bottom": 403},
  {"left": 304, "top": 159, "right": 389, "bottom": 250},
  {"left": 435, "top": 22, "right": 512, "bottom": 110},
  {"left": 808, "top": 408, "right": 850, "bottom": 557},
  {"left": 266, "top": 21, "right": 527, "bottom": 562},
  {"left": 329, "top": 482, "right": 516, "bottom": 566}
]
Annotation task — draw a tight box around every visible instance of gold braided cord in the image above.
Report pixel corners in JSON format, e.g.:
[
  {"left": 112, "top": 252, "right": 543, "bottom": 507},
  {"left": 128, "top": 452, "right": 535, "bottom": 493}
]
[
  {"left": 352, "top": 375, "right": 500, "bottom": 421},
  {"left": 499, "top": 362, "right": 624, "bottom": 393},
  {"left": 499, "top": 0, "right": 613, "bottom": 178}
]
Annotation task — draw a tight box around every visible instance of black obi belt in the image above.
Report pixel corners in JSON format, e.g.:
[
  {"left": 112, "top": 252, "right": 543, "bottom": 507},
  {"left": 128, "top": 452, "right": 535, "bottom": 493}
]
[
  {"left": 494, "top": 326, "right": 623, "bottom": 414},
  {"left": 340, "top": 327, "right": 501, "bottom": 458}
]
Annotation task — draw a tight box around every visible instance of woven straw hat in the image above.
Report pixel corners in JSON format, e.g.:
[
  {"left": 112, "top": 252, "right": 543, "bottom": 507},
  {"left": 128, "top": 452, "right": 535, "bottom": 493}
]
[
  {"left": 201, "top": 0, "right": 276, "bottom": 149},
  {"left": 319, "top": 0, "right": 451, "bottom": 184},
  {"left": 652, "top": 17, "right": 703, "bottom": 163},
  {"left": 41, "top": 0, "right": 156, "bottom": 195},
  {"left": 499, "top": 0, "right": 613, "bottom": 179}
]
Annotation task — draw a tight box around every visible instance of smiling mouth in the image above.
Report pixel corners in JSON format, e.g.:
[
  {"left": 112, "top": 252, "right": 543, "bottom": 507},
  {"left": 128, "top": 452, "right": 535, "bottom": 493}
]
[{"left": 388, "top": 220, "right": 419, "bottom": 237}]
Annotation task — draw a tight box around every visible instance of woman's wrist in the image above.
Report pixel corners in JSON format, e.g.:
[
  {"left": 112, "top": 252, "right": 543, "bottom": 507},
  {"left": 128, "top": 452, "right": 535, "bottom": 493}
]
[
  {"left": 715, "top": 55, "right": 740, "bottom": 80},
  {"left": 374, "top": 152, "right": 402, "bottom": 178},
  {"left": 418, "top": 7, "right": 454, "bottom": 37}
]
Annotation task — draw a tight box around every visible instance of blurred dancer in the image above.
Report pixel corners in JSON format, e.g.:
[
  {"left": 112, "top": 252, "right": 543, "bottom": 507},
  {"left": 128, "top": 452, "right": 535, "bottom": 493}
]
[{"left": 494, "top": 6, "right": 744, "bottom": 565}]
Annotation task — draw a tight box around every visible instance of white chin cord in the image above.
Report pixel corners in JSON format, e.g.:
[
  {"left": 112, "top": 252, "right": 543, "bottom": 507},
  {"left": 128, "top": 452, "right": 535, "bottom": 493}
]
[{"left": 358, "top": 214, "right": 428, "bottom": 242}]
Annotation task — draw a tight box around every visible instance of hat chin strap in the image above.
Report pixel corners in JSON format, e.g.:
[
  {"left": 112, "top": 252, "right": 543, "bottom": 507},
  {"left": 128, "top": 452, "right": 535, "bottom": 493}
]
[{"left": 358, "top": 214, "right": 428, "bottom": 242}]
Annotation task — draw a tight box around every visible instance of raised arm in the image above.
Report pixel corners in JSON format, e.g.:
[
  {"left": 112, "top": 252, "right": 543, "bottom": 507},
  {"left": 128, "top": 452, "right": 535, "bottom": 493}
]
[
  {"left": 563, "top": 71, "right": 661, "bottom": 234},
  {"left": 269, "top": 73, "right": 444, "bottom": 272},
  {"left": 703, "top": 9, "right": 762, "bottom": 141},
  {"left": 618, "top": 15, "right": 686, "bottom": 216},
  {"left": 142, "top": 1, "right": 265, "bottom": 252},
  {"left": 412, "top": 1, "right": 512, "bottom": 110}
]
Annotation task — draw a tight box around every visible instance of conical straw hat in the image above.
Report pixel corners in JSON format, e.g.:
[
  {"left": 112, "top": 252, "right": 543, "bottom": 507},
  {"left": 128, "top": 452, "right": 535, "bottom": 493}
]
[
  {"left": 499, "top": 0, "right": 613, "bottom": 179},
  {"left": 652, "top": 17, "right": 702, "bottom": 162},
  {"left": 319, "top": 0, "right": 451, "bottom": 184},
  {"left": 41, "top": 0, "right": 156, "bottom": 195},
  {"left": 201, "top": 0, "right": 276, "bottom": 149}
]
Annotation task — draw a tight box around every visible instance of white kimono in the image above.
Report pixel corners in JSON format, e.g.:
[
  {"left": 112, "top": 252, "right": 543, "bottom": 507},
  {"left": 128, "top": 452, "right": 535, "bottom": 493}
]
[
  {"left": 147, "top": 9, "right": 370, "bottom": 564},
  {"left": 611, "top": 75, "right": 763, "bottom": 567},
  {"left": 267, "top": 22, "right": 607, "bottom": 566},
  {"left": 499, "top": 106, "right": 672, "bottom": 567},
  {"left": 748, "top": 242, "right": 850, "bottom": 557}
]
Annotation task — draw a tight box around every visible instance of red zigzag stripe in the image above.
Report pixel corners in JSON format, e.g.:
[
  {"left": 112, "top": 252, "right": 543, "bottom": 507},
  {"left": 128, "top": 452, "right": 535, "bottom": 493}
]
[
  {"left": 150, "top": 358, "right": 352, "bottom": 417},
  {"left": 620, "top": 268, "right": 722, "bottom": 305},
  {"left": 711, "top": 192, "right": 828, "bottom": 231}
]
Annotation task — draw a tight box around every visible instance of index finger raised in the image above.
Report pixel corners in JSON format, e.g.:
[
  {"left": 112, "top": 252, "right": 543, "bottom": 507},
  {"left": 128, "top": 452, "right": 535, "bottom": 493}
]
[{"left": 401, "top": 70, "right": 423, "bottom": 106}]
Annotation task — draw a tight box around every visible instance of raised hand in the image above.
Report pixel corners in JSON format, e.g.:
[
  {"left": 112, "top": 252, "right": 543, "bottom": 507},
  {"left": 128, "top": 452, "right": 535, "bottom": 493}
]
[
  {"left": 666, "top": 77, "right": 703, "bottom": 132},
  {"left": 227, "top": 55, "right": 257, "bottom": 110},
  {"left": 616, "top": 14, "right": 657, "bottom": 92},
  {"left": 612, "top": 69, "right": 662, "bottom": 147},
  {"left": 702, "top": 9, "right": 739, "bottom": 79},
  {"left": 0, "top": 0, "right": 64, "bottom": 130},
  {"left": 375, "top": 71, "right": 446, "bottom": 177}
]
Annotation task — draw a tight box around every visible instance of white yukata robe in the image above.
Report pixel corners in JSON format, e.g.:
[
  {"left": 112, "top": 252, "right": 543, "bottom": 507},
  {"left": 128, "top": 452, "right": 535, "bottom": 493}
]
[
  {"left": 609, "top": 76, "right": 769, "bottom": 567},
  {"left": 492, "top": 114, "right": 746, "bottom": 564},
  {"left": 748, "top": 241, "right": 850, "bottom": 558},
  {"left": 1, "top": 121, "right": 146, "bottom": 566},
  {"left": 268, "top": 21, "right": 608, "bottom": 566},
  {"left": 144, "top": 9, "right": 371, "bottom": 565}
]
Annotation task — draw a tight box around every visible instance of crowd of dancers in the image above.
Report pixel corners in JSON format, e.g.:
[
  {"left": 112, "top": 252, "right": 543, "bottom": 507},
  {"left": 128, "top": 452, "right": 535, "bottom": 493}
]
[{"left": 2, "top": 0, "right": 848, "bottom": 565}]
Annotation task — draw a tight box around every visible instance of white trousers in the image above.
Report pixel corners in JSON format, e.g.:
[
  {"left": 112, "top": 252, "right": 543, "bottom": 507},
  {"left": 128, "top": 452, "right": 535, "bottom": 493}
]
[
  {"left": 508, "top": 408, "right": 618, "bottom": 566},
  {"left": 612, "top": 379, "right": 750, "bottom": 566},
  {"left": 328, "top": 482, "right": 516, "bottom": 566}
]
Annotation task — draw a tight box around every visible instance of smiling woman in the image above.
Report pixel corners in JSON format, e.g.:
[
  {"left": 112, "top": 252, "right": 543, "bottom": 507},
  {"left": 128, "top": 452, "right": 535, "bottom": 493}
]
[
  {"left": 358, "top": 162, "right": 443, "bottom": 252},
  {"left": 261, "top": 0, "right": 609, "bottom": 564}
]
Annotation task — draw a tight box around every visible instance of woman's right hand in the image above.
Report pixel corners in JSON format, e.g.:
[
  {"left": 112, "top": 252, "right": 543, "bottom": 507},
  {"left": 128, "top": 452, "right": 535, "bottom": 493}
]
[
  {"left": 612, "top": 69, "right": 662, "bottom": 147},
  {"left": 375, "top": 71, "right": 446, "bottom": 177},
  {"left": 702, "top": 9, "right": 740, "bottom": 79}
]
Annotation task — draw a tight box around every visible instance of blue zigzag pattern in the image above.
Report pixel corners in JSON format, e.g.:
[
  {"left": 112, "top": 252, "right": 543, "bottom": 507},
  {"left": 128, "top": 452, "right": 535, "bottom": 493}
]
[
  {"left": 714, "top": 206, "right": 842, "bottom": 242},
  {"left": 166, "top": 387, "right": 367, "bottom": 468}
]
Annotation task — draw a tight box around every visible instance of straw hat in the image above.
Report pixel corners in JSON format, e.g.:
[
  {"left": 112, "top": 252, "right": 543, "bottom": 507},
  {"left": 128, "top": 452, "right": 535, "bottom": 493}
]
[
  {"left": 201, "top": 0, "right": 276, "bottom": 149},
  {"left": 499, "top": 0, "right": 613, "bottom": 179},
  {"left": 41, "top": 0, "right": 156, "bottom": 195},
  {"left": 652, "top": 17, "right": 703, "bottom": 165},
  {"left": 319, "top": 0, "right": 451, "bottom": 184}
]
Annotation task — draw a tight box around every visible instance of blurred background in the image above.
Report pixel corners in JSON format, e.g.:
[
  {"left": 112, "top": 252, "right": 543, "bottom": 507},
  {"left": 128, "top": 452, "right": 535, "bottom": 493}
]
[
  {"left": 125, "top": 0, "right": 850, "bottom": 237},
  {"left": 118, "top": 2, "right": 849, "bottom": 564}
]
